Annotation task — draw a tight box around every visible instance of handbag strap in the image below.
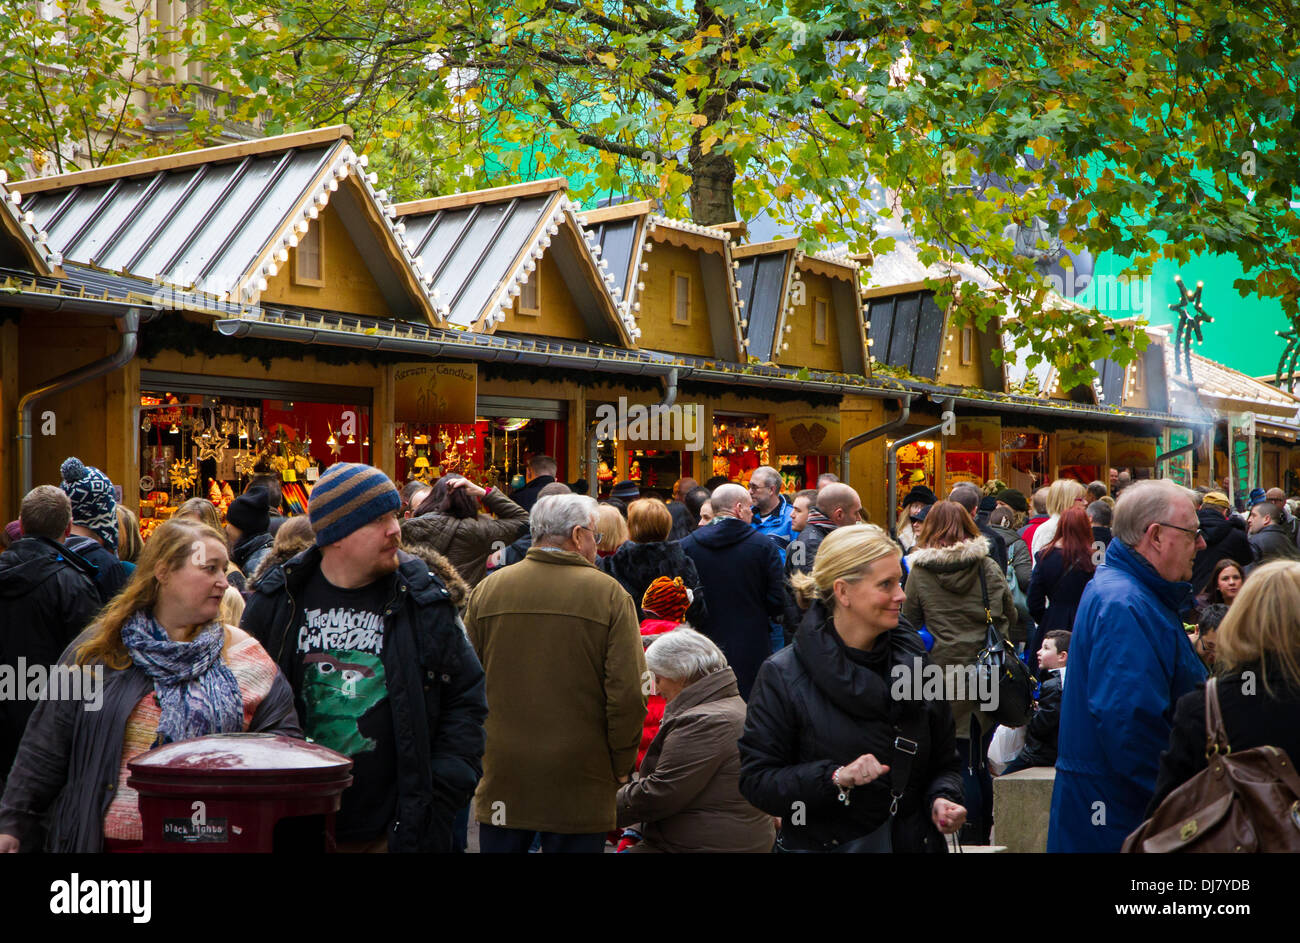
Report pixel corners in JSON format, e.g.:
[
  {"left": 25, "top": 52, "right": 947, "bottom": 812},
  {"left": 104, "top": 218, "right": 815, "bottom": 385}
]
[
  {"left": 976, "top": 564, "right": 994, "bottom": 627},
  {"left": 888, "top": 708, "right": 927, "bottom": 817},
  {"left": 1204, "top": 676, "right": 1232, "bottom": 758}
]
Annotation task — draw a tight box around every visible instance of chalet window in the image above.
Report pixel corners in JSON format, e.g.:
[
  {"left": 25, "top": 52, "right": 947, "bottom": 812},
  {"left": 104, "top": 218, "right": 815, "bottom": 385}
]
[
  {"left": 814, "top": 298, "right": 829, "bottom": 345},
  {"left": 960, "top": 326, "right": 973, "bottom": 365},
  {"left": 672, "top": 271, "right": 691, "bottom": 324},
  {"left": 518, "top": 270, "right": 541, "bottom": 316},
  {"left": 1133, "top": 360, "right": 1144, "bottom": 391},
  {"left": 294, "top": 223, "right": 324, "bottom": 287}
]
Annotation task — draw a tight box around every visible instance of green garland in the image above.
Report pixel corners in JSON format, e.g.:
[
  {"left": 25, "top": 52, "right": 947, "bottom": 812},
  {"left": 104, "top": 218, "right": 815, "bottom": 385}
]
[{"left": 137, "top": 314, "right": 840, "bottom": 407}]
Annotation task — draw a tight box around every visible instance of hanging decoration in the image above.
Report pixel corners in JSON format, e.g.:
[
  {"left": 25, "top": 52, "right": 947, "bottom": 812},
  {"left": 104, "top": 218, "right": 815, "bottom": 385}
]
[
  {"left": 170, "top": 459, "right": 198, "bottom": 491},
  {"left": 1170, "top": 274, "right": 1213, "bottom": 379}
]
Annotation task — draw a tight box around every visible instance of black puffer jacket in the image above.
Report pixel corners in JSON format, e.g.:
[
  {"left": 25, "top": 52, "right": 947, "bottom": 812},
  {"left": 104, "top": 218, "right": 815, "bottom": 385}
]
[
  {"left": 599, "top": 540, "right": 706, "bottom": 624},
  {"left": 1016, "top": 668, "right": 1064, "bottom": 768},
  {"left": 1190, "top": 508, "right": 1252, "bottom": 594},
  {"left": 738, "top": 604, "right": 964, "bottom": 853},
  {"left": 0, "top": 537, "right": 102, "bottom": 779},
  {"left": 241, "top": 546, "right": 488, "bottom": 852}
]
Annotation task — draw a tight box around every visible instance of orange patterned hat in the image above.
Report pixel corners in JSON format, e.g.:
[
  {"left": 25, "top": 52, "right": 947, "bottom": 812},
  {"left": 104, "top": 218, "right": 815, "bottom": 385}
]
[{"left": 641, "top": 576, "right": 689, "bottom": 622}]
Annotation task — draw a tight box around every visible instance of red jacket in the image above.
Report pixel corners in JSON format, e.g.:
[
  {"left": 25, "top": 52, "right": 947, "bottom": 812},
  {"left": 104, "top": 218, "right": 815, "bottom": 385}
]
[
  {"left": 636, "top": 618, "right": 680, "bottom": 768},
  {"left": 1021, "top": 515, "right": 1049, "bottom": 553}
]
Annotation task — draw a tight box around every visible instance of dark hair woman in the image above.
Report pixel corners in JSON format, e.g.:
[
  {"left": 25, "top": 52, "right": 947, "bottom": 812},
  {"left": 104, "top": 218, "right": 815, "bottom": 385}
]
[
  {"left": 1025, "top": 507, "right": 1098, "bottom": 674},
  {"left": 401, "top": 473, "right": 529, "bottom": 588},
  {"left": 1205, "top": 558, "right": 1245, "bottom": 608},
  {"left": 901, "top": 501, "right": 1017, "bottom": 845},
  {"left": 0, "top": 518, "right": 300, "bottom": 852},
  {"left": 739, "top": 525, "right": 966, "bottom": 853}
]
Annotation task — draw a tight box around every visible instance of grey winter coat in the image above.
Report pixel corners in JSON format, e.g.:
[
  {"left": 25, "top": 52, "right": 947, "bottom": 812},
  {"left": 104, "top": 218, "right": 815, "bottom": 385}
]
[
  {"left": 0, "top": 628, "right": 300, "bottom": 852},
  {"left": 989, "top": 524, "right": 1031, "bottom": 596},
  {"left": 901, "top": 536, "right": 1017, "bottom": 737}
]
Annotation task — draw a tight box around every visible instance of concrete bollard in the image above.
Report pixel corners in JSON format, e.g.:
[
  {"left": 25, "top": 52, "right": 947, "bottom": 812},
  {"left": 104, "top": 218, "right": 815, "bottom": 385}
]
[{"left": 992, "top": 766, "right": 1056, "bottom": 853}]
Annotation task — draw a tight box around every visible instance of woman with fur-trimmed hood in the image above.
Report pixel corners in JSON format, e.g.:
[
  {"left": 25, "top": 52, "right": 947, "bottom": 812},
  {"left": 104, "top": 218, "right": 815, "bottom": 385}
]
[
  {"left": 902, "top": 501, "right": 1017, "bottom": 736},
  {"left": 902, "top": 500, "right": 1016, "bottom": 844},
  {"left": 399, "top": 527, "right": 472, "bottom": 611}
]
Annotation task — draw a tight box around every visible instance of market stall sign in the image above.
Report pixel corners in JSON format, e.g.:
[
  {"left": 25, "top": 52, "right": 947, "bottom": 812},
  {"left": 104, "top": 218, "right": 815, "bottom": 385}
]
[
  {"left": 1058, "top": 430, "right": 1108, "bottom": 466},
  {"left": 395, "top": 364, "right": 478, "bottom": 424},
  {"left": 949, "top": 416, "right": 1001, "bottom": 452},
  {"left": 771, "top": 412, "right": 841, "bottom": 454},
  {"left": 1110, "top": 433, "right": 1158, "bottom": 467}
]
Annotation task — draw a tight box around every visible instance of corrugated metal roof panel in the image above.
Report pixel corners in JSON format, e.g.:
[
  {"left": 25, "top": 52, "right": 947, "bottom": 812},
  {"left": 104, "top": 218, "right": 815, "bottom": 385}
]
[
  {"left": 589, "top": 217, "right": 639, "bottom": 302},
  {"left": 402, "top": 194, "right": 553, "bottom": 327},
  {"left": 22, "top": 145, "right": 335, "bottom": 291},
  {"left": 736, "top": 252, "right": 789, "bottom": 360},
  {"left": 867, "top": 288, "right": 944, "bottom": 379}
]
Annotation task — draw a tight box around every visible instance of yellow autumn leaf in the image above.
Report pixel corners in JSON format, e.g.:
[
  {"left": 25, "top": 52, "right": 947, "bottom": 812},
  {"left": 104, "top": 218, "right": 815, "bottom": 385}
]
[
  {"left": 919, "top": 20, "right": 939, "bottom": 33},
  {"left": 700, "top": 133, "right": 718, "bottom": 154},
  {"left": 689, "top": 113, "right": 708, "bottom": 128},
  {"left": 597, "top": 52, "right": 617, "bottom": 69}
]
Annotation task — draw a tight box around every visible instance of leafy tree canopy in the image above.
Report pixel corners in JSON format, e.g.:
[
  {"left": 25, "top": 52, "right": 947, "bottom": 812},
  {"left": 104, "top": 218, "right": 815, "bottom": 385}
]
[{"left": 4, "top": 1, "right": 1298, "bottom": 390}]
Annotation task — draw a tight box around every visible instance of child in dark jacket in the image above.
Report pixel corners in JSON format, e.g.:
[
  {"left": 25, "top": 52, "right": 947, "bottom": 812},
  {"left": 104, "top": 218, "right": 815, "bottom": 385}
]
[
  {"left": 616, "top": 576, "right": 691, "bottom": 852},
  {"left": 1000, "top": 630, "right": 1069, "bottom": 774}
]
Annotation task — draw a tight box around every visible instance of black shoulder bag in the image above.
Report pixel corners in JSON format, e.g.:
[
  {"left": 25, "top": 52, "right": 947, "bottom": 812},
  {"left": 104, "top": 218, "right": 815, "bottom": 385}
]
[{"left": 975, "top": 566, "right": 1036, "bottom": 727}]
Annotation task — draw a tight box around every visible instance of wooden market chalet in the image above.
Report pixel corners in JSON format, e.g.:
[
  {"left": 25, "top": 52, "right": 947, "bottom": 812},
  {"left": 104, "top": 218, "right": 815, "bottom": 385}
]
[{"left": 2, "top": 125, "right": 1297, "bottom": 530}]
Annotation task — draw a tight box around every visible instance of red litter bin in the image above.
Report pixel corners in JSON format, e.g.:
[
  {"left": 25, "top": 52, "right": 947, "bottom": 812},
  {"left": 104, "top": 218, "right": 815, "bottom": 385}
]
[{"left": 127, "top": 733, "right": 353, "bottom": 853}]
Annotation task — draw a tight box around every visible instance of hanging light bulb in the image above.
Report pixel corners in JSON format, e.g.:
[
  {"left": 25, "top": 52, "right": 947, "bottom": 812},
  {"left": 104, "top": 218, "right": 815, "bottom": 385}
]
[
  {"left": 347, "top": 433, "right": 356, "bottom": 445},
  {"left": 170, "top": 422, "right": 180, "bottom": 434},
  {"left": 363, "top": 434, "right": 370, "bottom": 447},
  {"left": 327, "top": 431, "right": 338, "bottom": 446}
]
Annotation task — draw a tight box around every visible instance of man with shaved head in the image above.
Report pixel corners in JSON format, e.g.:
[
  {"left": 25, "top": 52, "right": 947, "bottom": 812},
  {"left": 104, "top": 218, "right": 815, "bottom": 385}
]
[
  {"left": 680, "top": 483, "right": 786, "bottom": 699},
  {"left": 781, "top": 483, "right": 863, "bottom": 641},
  {"left": 1264, "top": 487, "right": 1299, "bottom": 545}
]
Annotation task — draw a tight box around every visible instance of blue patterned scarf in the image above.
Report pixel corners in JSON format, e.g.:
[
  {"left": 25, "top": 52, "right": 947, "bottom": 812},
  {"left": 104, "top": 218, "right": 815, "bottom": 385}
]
[{"left": 121, "top": 611, "right": 245, "bottom": 746}]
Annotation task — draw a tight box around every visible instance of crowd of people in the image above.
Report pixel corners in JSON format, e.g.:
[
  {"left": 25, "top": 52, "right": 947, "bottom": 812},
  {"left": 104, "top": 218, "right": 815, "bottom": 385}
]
[{"left": 2, "top": 452, "right": 1299, "bottom": 854}]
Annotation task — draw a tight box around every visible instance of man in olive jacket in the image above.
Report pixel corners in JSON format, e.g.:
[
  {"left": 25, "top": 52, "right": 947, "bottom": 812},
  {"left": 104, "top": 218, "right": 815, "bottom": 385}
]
[{"left": 465, "top": 493, "right": 647, "bottom": 853}]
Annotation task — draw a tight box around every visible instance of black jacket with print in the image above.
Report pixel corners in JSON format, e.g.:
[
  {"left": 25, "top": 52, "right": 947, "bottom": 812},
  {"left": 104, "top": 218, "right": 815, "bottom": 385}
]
[{"left": 242, "top": 545, "right": 487, "bottom": 852}]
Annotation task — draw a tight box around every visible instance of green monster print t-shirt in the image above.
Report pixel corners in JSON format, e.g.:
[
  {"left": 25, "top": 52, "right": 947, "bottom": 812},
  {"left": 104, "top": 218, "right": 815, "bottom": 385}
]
[{"left": 296, "top": 568, "right": 399, "bottom": 843}]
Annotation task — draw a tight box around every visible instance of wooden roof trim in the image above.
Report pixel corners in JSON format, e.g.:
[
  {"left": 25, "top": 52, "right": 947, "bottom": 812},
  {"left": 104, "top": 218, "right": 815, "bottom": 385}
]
[
  {"left": 0, "top": 195, "right": 54, "bottom": 275},
  {"left": 393, "top": 178, "right": 568, "bottom": 216},
  {"left": 709, "top": 220, "right": 748, "bottom": 240},
  {"left": 860, "top": 276, "right": 956, "bottom": 300},
  {"left": 581, "top": 200, "right": 654, "bottom": 224},
  {"left": 12, "top": 126, "right": 354, "bottom": 195},
  {"left": 798, "top": 254, "right": 857, "bottom": 282},
  {"left": 731, "top": 237, "right": 798, "bottom": 259}
]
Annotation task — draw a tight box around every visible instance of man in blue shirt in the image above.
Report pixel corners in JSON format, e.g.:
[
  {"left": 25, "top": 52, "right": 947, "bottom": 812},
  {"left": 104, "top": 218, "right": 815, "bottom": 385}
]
[
  {"left": 747, "top": 466, "right": 795, "bottom": 653},
  {"left": 748, "top": 466, "right": 795, "bottom": 559}
]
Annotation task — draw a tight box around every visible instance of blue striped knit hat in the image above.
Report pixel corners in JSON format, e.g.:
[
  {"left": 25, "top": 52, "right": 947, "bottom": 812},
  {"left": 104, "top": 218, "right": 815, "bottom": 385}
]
[
  {"left": 308, "top": 463, "right": 401, "bottom": 546},
  {"left": 60, "top": 457, "right": 118, "bottom": 553}
]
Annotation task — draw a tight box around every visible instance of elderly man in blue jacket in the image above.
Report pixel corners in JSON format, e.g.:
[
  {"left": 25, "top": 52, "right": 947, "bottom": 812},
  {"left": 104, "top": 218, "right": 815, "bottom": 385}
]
[{"left": 1048, "top": 480, "right": 1207, "bottom": 853}]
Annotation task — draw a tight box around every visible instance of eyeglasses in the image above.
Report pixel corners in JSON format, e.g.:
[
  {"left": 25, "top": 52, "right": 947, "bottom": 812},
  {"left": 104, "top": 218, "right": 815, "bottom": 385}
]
[
  {"left": 580, "top": 526, "right": 604, "bottom": 545},
  {"left": 1156, "top": 521, "right": 1203, "bottom": 540}
]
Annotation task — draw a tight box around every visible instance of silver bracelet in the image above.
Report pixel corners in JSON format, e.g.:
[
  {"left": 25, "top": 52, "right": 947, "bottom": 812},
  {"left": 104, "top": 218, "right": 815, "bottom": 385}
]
[{"left": 833, "top": 766, "right": 851, "bottom": 806}]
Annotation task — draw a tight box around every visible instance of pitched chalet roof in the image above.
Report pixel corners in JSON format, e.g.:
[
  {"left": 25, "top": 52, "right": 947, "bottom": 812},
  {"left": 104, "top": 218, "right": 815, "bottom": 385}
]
[
  {"left": 10, "top": 126, "right": 442, "bottom": 323},
  {"left": 395, "top": 179, "right": 634, "bottom": 346},
  {"left": 1162, "top": 332, "right": 1300, "bottom": 423},
  {"left": 0, "top": 174, "right": 59, "bottom": 275},
  {"left": 579, "top": 201, "right": 744, "bottom": 360}
]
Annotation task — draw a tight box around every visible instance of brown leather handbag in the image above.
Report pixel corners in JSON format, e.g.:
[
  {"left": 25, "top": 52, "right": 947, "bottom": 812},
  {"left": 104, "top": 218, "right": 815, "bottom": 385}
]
[{"left": 1122, "top": 677, "right": 1300, "bottom": 852}]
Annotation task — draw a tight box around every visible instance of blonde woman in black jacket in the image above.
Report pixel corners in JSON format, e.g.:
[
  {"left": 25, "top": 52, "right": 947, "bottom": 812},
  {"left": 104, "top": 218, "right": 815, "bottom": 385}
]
[{"left": 738, "top": 524, "right": 965, "bottom": 853}]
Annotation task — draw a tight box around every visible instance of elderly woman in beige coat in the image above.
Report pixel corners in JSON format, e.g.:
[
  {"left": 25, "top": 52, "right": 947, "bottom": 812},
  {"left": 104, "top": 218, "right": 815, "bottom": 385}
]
[{"left": 616, "top": 628, "right": 774, "bottom": 853}]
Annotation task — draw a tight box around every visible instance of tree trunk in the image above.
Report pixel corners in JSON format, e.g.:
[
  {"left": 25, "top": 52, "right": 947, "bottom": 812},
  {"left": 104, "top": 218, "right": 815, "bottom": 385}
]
[{"left": 688, "top": 0, "right": 737, "bottom": 226}]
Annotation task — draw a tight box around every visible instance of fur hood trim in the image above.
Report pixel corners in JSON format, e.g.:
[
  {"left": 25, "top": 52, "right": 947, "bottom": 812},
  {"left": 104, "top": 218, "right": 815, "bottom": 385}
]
[
  {"left": 399, "top": 536, "right": 471, "bottom": 609},
  {"left": 908, "top": 535, "right": 989, "bottom": 570}
]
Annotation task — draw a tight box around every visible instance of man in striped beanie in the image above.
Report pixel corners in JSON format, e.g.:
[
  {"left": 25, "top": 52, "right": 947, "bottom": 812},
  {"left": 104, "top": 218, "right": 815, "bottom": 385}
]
[
  {"left": 59, "top": 456, "right": 128, "bottom": 603},
  {"left": 241, "top": 462, "right": 487, "bottom": 852}
]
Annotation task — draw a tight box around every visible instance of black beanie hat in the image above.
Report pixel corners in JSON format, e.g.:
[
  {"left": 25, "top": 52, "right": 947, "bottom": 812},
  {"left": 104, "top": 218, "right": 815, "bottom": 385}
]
[
  {"left": 978, "top": 494, "right": 999, "bottom": 513},
  {"left": 227, "top": 487, "right": 270, "bottom": 535},
  {"left": 996, "top": 488, "right": 1029, "bottom": 513},
  {"left": 900, "top": 485, "right": 937, "bottom": 508}
]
